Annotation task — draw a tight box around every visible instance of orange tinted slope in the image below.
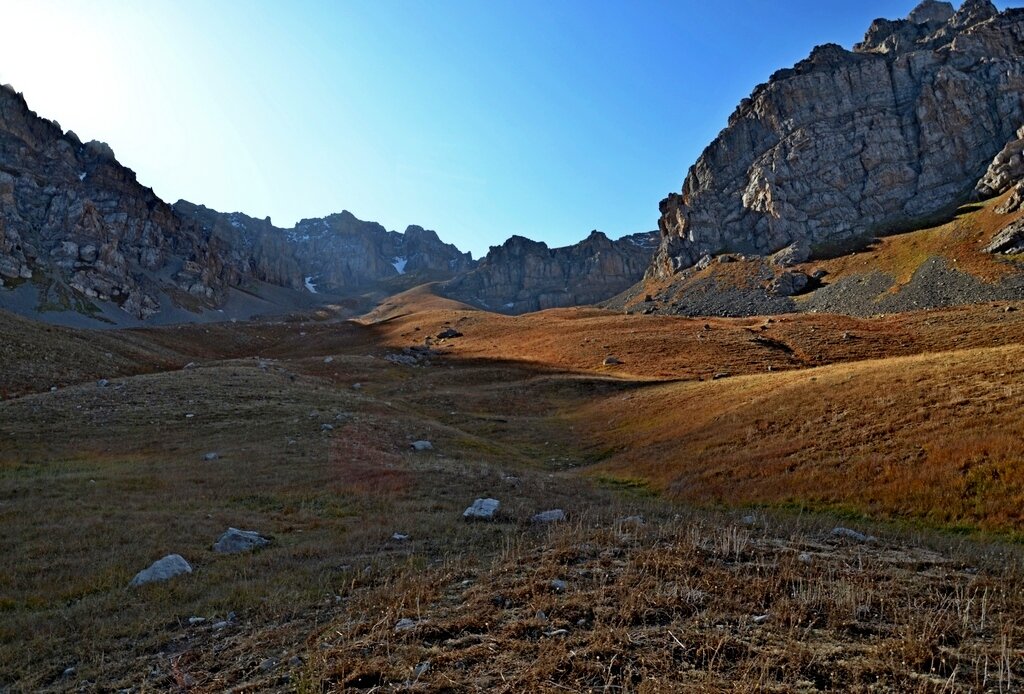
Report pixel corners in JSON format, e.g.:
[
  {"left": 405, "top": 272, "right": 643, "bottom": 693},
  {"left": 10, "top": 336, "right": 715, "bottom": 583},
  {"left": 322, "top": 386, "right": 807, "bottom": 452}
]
[{"left": 577, "top": 342, "right": 1024, "bottom": 531}]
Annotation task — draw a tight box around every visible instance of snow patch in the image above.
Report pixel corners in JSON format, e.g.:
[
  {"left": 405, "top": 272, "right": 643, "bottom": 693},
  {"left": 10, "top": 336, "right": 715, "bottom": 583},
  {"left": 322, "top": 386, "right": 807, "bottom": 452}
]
[
  {"left": 304, "top": 276, "right": 318, "bottom": 294},
  {"left": 392, "top": 257, "right": 408, "bottom": 274},
  {"left": 78, "top": 172, "right": 87, "bottom": 181},
  {"left": 504, "top": 302, "right": 515, "bottom": 309}
]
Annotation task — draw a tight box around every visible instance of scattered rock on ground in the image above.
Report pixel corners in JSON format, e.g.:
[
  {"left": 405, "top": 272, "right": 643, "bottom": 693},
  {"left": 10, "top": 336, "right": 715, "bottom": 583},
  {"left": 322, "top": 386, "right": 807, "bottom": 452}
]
[
  {"left": 603, "top": 356, "right": 622, "bottom": 366},
  {"left": 203, "top": 452, "right": 219, "bottom": 461},
  {"left": 410, "top": 440, "right": 433, "bottom": 451},
  {"left": 551, "top": 579, "right": 567, "bottom": 593},
  {"left": 463, "top": 498, "right": 500, "bottom": 521},
  {"left": 437, "top": 327, "right": 463, "bottom": 339},
  {"left": 395, "top": 618, "right": 417, "bottom": 632},
  {"left": 532, "top": 509, "right": 567, "bottom": 524},
  {"left": 213, "top": 528, "right": 271, "bottom": 554},
  {"left": 831, "top": 527, "right": 876, "bottom": 543},
  {"left": 129, "top": 554, "right": 192, "bottom": 587}
]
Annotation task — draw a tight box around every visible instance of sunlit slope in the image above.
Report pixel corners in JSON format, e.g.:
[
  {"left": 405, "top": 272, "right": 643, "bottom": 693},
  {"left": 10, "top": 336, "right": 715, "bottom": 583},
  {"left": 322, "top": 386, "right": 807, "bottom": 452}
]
[{"left": 579, "top": 343, "right": 1024, "bottom": 531}]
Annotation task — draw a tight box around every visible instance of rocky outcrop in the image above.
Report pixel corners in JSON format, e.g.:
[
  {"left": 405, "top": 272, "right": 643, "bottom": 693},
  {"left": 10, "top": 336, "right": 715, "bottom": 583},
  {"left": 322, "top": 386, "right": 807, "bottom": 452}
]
[
  {"left": 442, "top": 230, "right": 659, "bottom": 313},
  {"left": 0, "top": 84, "right": 233, "bottom": 317},
  {"left": 653, "top": 1, "right": 1024, "bottom": 277},
  {"left": 173, "top": 203, "right": 474, "bottom": 293},
  {"left": 0, "top": 81, "right": 476, "bottom": 320}
]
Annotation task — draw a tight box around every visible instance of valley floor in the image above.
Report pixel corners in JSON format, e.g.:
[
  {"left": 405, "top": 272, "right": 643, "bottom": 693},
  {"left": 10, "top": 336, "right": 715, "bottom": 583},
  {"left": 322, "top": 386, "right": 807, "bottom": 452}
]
[{"left": 1, "top": 291, "right": 1023, "bottom": 692}]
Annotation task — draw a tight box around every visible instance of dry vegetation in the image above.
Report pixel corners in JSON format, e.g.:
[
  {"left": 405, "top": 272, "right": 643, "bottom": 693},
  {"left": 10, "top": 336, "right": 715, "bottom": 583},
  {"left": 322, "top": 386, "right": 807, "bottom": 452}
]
[{"left": 2, "top": 243, "right": 1024, "bottom": 690}]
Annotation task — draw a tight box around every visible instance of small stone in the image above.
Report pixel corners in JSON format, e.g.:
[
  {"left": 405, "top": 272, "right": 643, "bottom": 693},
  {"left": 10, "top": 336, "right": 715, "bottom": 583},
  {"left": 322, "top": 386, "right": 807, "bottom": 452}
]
[
  {"left": 352, "top": 383, "right": 363, "bottom": 390},
  {"left": 740, "top": 515, "right": 757, "bottom": 526},
  {"left": 603, "top": 356, "right": 622, "bottom": 366},
  {"left": 535, "top": 610, "right": 548, "bottom": 622},
  {"left": 203, "top": 452, "right": 219, "bottom": 461},
  {"left": 545, "top": 628, "right": 570, "bottom": 638},
  {"left": 183, "top": 362, "right": 198, "bottom": 370},
  {"left": 323, "top": 356, "right": 334, "bottom": 363},
  {"left": 621, "top": 515, "right": 646, "bottom": 526},
  {"left": 289, "top": 656, "right": 302, "bottom": 667},
  {"left": 321, "top": 423, "right": 334, "bottom": 431},
  {"left": 259, "top": 658, "right": 279, "bottom": 672},
  {"left": 97, "top": 379, "right": 110, "bottom": 388},
  {"left": 50, "top": 386, "right": 57, "bottom": 392},
  {"left": 185, "top": 413, "right": 195, "bottom": 419},
  {"left": 410, "top": 440, "right": 433, "bottom": 451},
  {"left": 395, "top": 618, "right": 417, "bottom": 632},
  {"left": 212, "top": 621, "right": 229, "bottom": 630},
  {"left": 831, "top": 527, "right": 876, "bottom": 543},
  {"left": 213, "top": 528, "right": 271, "bottom": 554},
  {"left": 798, "top": 552, "right": 813, "bottom": 565},
  {"left": 532, "top": 509, "right": 567, "bottom": 524},
  {"left": 188, "top": 616, "right": 206, "bottom": 625},
  {"left": 753, "top": 614, "right": 770, "bottom": 625},
  {"left": 463, "top": 498, "right": 500, "bottom": 521},
  {"left": 713, "top": 372, "right": 731, "bottom": 380},
  {"left": 437, "top": 327, "right": 463, "bottom": 339},
  {"left": 550, "top": 579, "right": 567, "bottom": 593},
  {"left": 391, "top": 532, "right": 410, "bottom": 541},
  {"left": 130, "top": 554, "right": 192, "bottom": 587},
  {"left": 62, "top": 666, "right": 76, "bottom": 678}
]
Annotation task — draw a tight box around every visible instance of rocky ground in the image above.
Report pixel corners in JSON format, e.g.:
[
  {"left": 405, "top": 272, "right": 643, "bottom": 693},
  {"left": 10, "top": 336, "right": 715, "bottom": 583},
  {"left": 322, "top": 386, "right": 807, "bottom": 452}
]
[
  {"left": 615, "top": 196, "right": 1024, "bottom": 318},
  {"left": 2, "top": 290, "right": 1024, "bottom": 691}
]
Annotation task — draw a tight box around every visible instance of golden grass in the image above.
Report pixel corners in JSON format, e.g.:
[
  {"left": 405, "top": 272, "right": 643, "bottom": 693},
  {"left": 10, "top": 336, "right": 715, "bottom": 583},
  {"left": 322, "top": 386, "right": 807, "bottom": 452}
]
[{"left": 579, "top": 343, "right": 1024, "bottom": 533}]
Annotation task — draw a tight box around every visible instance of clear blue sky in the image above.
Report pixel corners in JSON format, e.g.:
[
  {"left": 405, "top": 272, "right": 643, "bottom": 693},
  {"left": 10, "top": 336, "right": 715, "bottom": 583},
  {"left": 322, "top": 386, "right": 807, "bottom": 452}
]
[{"left": 0, "top": 1, "right": 1013, "bottom": 257}]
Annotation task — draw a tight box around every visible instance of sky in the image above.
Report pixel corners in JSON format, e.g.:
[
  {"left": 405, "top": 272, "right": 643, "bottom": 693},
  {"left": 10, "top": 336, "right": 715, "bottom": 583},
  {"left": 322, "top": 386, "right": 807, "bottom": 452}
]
[{"left": 0, "top": 1, "right": 1013, "bottom": 258}]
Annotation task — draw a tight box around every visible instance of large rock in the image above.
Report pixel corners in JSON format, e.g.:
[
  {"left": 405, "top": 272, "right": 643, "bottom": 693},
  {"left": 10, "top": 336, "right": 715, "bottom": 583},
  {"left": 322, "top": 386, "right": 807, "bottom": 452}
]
[
  {"left": 129, "top": 554, "right": 192, "bottom": 587},
  {"left": 652, "top": 1, "right": 1024, "bottom": 277},
  {"left": 463, "top": 498, "right": 500, "bottom": 521},
  {"left": 212, "top": 528, "right": 271, "bottom": 554},
  {"left": 442, "top": 230, "right": 659, "bottom": 314},
  {"left": 984, "top": 218, "right": 1024, "bottom": 255}
]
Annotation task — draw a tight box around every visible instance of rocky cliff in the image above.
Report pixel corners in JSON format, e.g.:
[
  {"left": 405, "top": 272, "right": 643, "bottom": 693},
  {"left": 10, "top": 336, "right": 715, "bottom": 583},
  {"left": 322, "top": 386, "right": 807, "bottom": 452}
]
[
  {"left": 653, "top": 0, "right": 1024, "bottom": 277},
  {"left": 0, "top": 82, "right": 474, "bottom": 322},
  {"left": 0, "top": 83, "right": 234, "bottom": 318},
  {"left": 441, "top": 230, "right": 659, "bottom": 313},
  {"left": 173, "top": 203, "right": 474, "bottom": 294}
]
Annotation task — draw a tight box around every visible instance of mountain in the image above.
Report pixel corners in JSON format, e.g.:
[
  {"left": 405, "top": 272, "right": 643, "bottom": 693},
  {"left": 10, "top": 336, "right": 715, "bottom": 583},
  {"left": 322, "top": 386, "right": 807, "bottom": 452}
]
[
  {"left": 0, "top": 81, "right": 474, "bottom": 325},
  {"left": 440, "top": 229, "right": 659, "bottom": 313},
  {"left": 652, "top": 0, "right": 1024, "bottom": 277},
  {"left": 173, "top": 202, "right": 474, "bottom": 294},
  {"left": 0, "top": 83, "right": 235, "bottom": 320}
]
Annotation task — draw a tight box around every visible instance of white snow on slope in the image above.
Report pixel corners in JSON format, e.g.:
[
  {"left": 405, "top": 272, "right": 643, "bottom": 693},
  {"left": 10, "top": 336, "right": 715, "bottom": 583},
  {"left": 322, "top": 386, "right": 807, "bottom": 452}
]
[
  {"left": 392, "top": 257, "right": 408, "bottom": 274},
  {"left": 305, "top": 276, "right": 318, "bottom": 293}
]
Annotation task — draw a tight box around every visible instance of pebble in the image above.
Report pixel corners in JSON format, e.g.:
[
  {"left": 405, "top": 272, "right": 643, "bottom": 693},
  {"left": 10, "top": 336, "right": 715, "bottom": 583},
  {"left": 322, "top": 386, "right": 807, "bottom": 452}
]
[
  {"left": 395, "top": 618, "right": 417, "bottom": 632},
  {"left": 410, "top": 440, "right": 433, "bottom": 451},
  {"left": 551, "top": 579, "right": 567, "bottom": 593}
]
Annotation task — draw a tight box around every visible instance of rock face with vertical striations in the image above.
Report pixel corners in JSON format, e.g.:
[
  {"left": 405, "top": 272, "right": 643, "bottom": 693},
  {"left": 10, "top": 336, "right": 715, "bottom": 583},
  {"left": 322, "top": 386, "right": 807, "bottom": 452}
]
[
  {"left": 0, "top": 83, "right": 235, "bottom": 318},
  {"left": 441, "top": 230, "right": 659, "bottom": 314},
  {"left": 652, "top": 1, "right": 1024, "bottom": 278}
]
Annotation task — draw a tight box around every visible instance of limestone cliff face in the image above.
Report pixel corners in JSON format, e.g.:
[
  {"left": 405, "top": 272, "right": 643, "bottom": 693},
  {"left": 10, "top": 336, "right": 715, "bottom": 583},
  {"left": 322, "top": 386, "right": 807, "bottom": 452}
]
[
  {"left": 0, "top": 84, "right": 232, "bottom": 318},
  {"left": 653, "top": 1, "right": 1024, "bottom": 276},
  {"left": 442, "top": 230, "right": 659, "bottom": 314},
  {"left": 173, "top": 204, "right": 475, "bottom": 293}
]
